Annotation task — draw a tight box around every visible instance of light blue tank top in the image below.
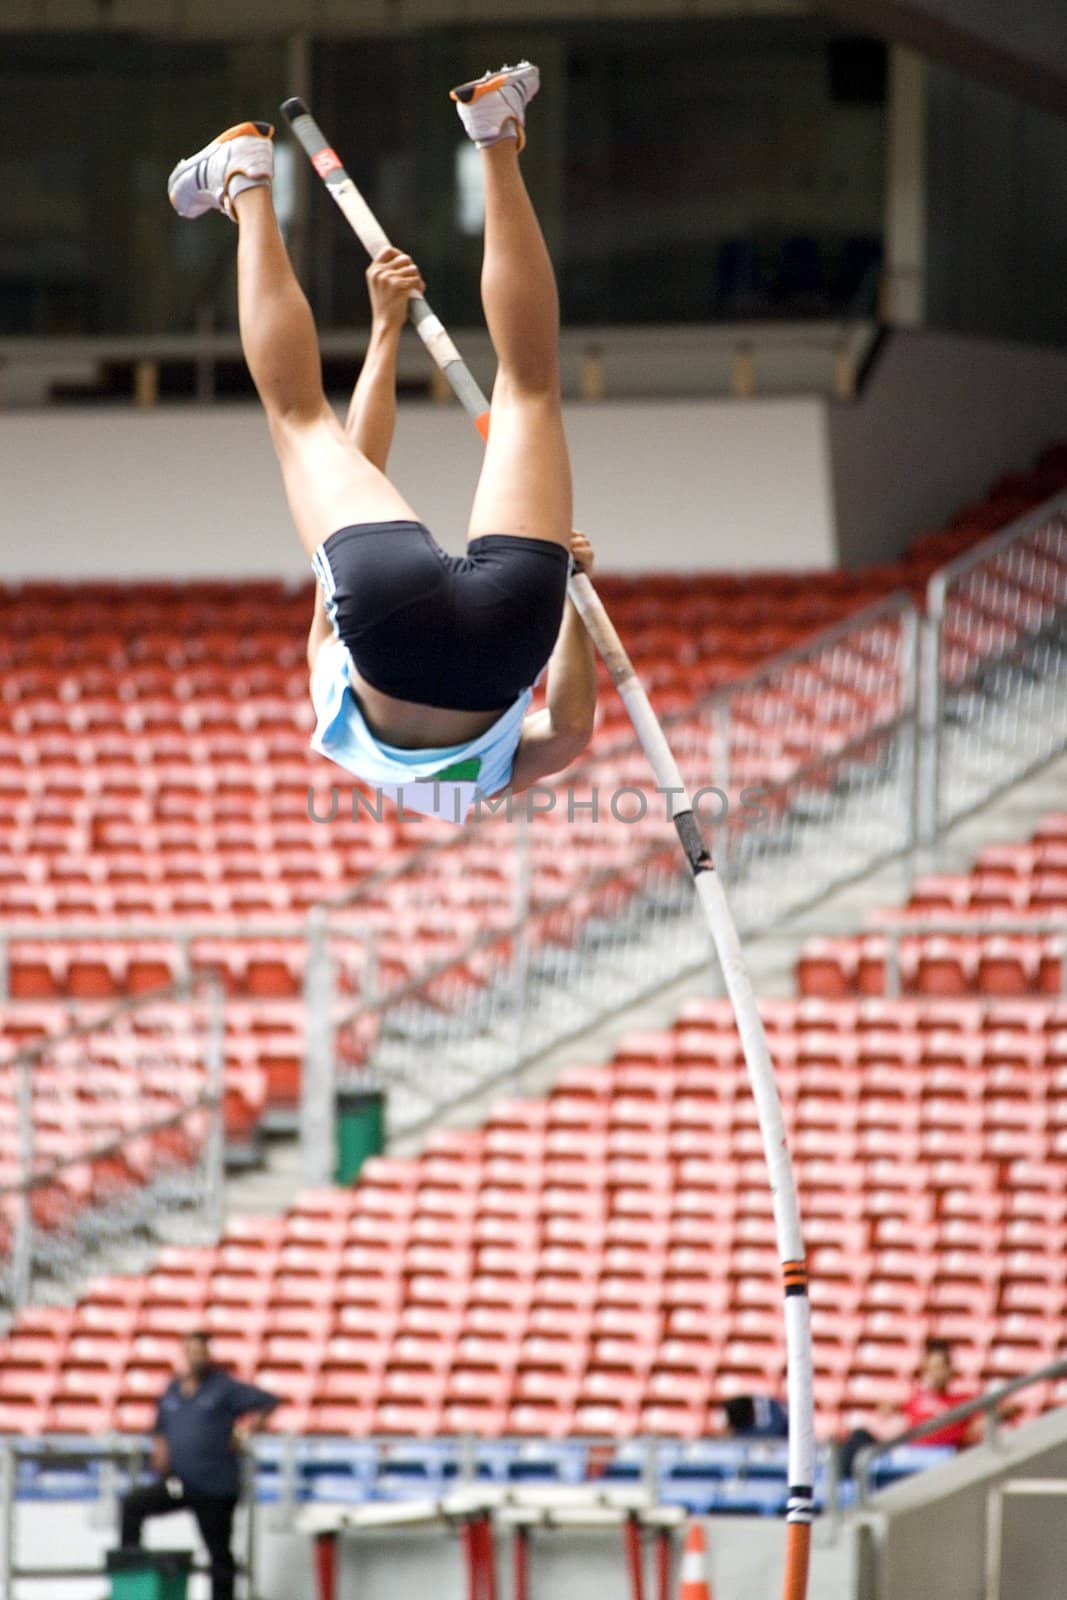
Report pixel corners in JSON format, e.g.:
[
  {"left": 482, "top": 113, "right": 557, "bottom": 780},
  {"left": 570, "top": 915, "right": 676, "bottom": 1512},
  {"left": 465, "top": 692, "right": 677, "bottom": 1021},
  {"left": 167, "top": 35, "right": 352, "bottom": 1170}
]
[{"left": 309, "top": 637, "right": 530, "bottom": 824}]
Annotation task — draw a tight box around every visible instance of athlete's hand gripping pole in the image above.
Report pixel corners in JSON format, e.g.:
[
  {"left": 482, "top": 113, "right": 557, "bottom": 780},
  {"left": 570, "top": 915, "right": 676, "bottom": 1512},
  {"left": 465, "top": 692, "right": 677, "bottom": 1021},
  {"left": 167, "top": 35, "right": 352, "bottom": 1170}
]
[{"left": 282, "top": 95, "right": 815, "bottom": 1600}]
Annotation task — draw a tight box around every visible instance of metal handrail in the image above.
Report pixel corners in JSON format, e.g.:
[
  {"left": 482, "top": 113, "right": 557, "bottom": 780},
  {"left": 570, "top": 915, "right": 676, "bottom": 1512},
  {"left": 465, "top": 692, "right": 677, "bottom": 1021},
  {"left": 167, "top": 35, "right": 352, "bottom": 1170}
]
[
  {"left": 0, "top": 915, "right": 373, "bottom": 1009},
  {"left": 918, "top": 492, "right": 1067, "bottom": 843},
  {"left": 2, "top": 970, "right": 216, "bottom": 1070},
  {"left": 331, "top": 698, "right": 924, "bottom": 1038},
  {"left": 926, "top": 490, "right": 1067, "bottom": 613},
  {"left": 1, "top": 977, "right": 226, "bottom": 1307},
  {"left": 330, "top": 839, "right": 675, "bottom": 1028},
  {"left": 0, "top": 1088, "right": 222, "bottom": 1199},
  {"left": 854, "top": 1353, "right": 1067, "bottom": 1506}
]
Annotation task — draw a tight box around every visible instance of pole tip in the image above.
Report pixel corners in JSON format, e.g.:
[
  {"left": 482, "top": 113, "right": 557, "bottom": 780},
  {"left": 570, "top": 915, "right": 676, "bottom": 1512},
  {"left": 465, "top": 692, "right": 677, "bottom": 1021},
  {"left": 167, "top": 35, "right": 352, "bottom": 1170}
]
[{"left": 281, "top": 96, "right": 308, "bottom": 122}]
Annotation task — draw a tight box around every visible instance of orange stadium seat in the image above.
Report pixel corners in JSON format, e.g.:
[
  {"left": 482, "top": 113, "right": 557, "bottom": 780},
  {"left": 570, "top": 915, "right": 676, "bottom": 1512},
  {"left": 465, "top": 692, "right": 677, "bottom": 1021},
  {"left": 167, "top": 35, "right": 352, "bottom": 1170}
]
[{"left": 3, "top": 474, "right": 1067, "bottom": 1440}]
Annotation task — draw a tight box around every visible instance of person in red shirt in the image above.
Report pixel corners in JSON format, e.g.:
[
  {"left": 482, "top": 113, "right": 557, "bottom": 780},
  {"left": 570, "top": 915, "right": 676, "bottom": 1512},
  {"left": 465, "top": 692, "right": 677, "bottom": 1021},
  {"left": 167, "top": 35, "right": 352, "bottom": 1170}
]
[
  {"left": 840, "top": 1337, "right": 982, "bottom": 1479},
  {"left": 896, "top": 1338, "right": 982, "bottom": 1448}
]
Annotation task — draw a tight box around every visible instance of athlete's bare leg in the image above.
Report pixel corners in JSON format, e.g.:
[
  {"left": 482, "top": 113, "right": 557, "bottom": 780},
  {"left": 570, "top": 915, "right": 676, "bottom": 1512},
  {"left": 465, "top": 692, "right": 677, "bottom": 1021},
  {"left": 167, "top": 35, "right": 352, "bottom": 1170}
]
[
  {"left": 465, "top": 142, "right": 573, "bottom": 552},
  {"left": 231, "top": 186, "right": 418, "bottom": 556}
]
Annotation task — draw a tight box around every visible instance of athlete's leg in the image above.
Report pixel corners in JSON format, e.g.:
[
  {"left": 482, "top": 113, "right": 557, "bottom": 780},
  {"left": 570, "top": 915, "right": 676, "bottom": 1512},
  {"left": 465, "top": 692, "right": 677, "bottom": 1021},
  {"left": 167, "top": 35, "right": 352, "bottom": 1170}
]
[
  {"left": 465, "top": 141, "right": 572, "bottom": 552},
  {"left": 232, "top": 186, "right": 418, "bottom": 555}
]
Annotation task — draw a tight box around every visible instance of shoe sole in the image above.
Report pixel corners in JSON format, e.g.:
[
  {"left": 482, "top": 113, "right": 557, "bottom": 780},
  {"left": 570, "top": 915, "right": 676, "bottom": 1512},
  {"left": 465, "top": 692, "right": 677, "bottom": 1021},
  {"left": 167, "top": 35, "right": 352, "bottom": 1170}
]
[{"left": 217, "top": 119, "right": 275, "bottom": 143}]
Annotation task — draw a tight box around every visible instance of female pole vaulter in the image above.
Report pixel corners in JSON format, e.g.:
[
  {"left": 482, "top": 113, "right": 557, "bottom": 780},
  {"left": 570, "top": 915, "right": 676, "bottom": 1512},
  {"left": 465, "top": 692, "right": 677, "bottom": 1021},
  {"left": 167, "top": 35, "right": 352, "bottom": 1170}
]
[{"left": 167, "top": 62, "right": 597, "bottom": 824}]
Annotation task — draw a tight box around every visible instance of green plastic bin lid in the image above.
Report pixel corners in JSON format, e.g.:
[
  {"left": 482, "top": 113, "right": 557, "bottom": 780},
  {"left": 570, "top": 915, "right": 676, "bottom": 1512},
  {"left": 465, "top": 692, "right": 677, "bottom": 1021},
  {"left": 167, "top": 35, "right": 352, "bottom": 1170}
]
[
  {"left": 335, "top": 1086, "right": 385, "bottom": 1110},
  {"left": 106, "top": 1549, "right": 194, "bottom": 1574}
]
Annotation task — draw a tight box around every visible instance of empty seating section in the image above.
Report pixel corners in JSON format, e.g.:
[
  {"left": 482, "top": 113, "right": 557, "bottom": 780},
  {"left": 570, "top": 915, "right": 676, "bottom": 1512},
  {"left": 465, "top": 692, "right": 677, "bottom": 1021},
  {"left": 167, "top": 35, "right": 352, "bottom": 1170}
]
[
  {"left": 1, "top": 445, "right": 1063, "bottom": 1146},
  {"left": 0, "top": 572, "right": 908, "bottom": 1139},
  {"left": 2, "top": 969, "right": 1065, "bottom": 1440},
  {"left": 798, "top": 813, "right": 1067, "bottom": 1000},
  {"left": 1, "top": 449, "right": 1064, "bottom": 1435}
]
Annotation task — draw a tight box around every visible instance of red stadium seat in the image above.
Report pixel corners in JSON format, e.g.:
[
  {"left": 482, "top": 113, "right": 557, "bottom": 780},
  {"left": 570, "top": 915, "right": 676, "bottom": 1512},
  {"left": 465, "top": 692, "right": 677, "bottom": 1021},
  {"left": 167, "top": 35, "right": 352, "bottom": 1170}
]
[
  {"left": 372, "top": 1401, "right": 442, "bottom": 1436},
  {"left": 307, "top": 1403, "right": 374, "bottom": 1435},
  {"left": 639, "top": 1402, "right": 706, "bottom": 1439},
  {"left": 0, "top": 1400, "right": 49, "bottom": 1435},
  {"left": 46, "top": 1399, "right": 117, "bottom": 1433},
  {"left": 5, "top": 740, "right": 1067, "bottom": 1442}
]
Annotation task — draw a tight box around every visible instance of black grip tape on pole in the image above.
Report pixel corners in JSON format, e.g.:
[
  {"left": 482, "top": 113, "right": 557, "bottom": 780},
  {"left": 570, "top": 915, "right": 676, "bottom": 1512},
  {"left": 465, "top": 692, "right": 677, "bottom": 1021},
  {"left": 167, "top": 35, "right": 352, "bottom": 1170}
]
[{"left": 674, "top": 810, "right": 713, "bottom": 875}]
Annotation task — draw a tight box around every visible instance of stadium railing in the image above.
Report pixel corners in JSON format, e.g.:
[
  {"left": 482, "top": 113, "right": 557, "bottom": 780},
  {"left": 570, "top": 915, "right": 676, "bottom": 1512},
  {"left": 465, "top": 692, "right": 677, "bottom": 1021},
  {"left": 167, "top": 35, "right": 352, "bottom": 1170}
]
[
  {"left": 0, "top": 977, "right": 226, "bottom": 1310},
  {"left": 312, "top": 590, "right": 920, "bottom": 1150},
  {"left": 306, "top": 492, "right": 1066, "bottom": 1149},
  {"left": 917, "top": 491, "right": 1067, "bottom": 843},
  {"left": 852, "top": 1353, "right": 1067, "bottom": 1507}
]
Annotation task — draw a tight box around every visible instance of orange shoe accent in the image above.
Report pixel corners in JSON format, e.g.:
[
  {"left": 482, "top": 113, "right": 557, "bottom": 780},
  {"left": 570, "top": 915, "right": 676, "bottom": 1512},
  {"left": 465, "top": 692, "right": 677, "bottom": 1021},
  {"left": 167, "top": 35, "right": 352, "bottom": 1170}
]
[
  {"left": 678, "top": 1520, "right": 713, "bottom": 1600},
  {"left": 450, "top": 74, "right": 507, "bottom": 105},
  {"left": 218, "top": 120, "right": 275, "bottom": 142},
  {"left": 450, "top": 76, "right": 526, "bottom": 149}
]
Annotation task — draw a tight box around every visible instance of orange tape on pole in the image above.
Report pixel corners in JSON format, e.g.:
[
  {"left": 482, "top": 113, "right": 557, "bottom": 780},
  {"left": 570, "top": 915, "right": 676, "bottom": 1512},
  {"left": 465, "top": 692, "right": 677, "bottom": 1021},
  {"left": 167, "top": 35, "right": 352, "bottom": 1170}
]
[{"left": 783, "top": 1524, "right": 812, "bottom": 1600}]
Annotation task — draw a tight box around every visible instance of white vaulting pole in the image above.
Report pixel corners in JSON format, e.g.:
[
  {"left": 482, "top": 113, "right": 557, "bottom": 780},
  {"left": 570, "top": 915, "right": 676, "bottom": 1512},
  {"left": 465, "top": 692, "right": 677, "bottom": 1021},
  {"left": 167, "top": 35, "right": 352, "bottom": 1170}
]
[{"left": 282, "top": 96, "right": 816, "bottom": 1596}]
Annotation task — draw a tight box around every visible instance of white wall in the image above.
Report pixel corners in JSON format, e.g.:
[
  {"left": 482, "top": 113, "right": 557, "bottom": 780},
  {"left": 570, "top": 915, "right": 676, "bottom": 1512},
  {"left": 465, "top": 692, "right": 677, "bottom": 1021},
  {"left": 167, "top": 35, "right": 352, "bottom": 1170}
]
[
  {"left": 859, "top": 1407, "right": 1067, "bottom": 1600},
  {"left": 828, "top": 331, "right": 1067, "bottom": 566},
  {"left": 0, "top": 398, "right": 836, "bottom": 578},
  {"left": 4, "top": 332, "right": 1066, "bottom": 582}
]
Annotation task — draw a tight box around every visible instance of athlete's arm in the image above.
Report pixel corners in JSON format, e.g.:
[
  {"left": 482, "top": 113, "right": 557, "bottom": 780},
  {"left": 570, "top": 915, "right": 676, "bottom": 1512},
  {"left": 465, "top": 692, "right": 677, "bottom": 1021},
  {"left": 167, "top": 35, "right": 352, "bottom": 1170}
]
[
  {"left": 345, "top": 248, "right": 425, "bottom": 472},
  {"left": 509, "top": 534, "right": 598, "bottom": 795}
]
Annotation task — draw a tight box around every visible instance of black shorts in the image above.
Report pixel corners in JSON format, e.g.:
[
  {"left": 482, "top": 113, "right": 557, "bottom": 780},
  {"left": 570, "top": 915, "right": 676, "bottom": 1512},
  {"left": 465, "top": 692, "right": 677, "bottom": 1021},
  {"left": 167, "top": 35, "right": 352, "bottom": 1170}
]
[{"left": 312, "top": 520, "right": 570, "bottom": 712}]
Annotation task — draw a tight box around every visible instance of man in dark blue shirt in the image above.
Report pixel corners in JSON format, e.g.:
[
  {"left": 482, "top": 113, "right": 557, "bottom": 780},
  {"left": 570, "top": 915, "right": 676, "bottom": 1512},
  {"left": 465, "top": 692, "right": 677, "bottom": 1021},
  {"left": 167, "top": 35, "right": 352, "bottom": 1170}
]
[
  {"left": 120, "top": 1331, "right": 279, "bottom": 1600},
  {"left": 724, "top": 1394, "right": 789, "bottom": 1439}
]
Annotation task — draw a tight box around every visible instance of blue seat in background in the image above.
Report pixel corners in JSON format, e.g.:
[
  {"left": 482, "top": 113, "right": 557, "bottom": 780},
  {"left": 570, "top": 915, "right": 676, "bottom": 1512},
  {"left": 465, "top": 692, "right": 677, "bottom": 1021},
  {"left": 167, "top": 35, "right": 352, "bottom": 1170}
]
[
  {"left": 739, "top": 1443, "right": 789, "bottom": 1482},
  {"left": 869, "top": 1444, "right": 956, "bottom": 1488},
  {"left": 663, "top": 1440, "right": 752, "bottom": 1483},
  {"left": 375, "top": 1439, "right": 457, "bottom": 1498},
  {"left": 301, "top": 1439, "right": 380, "bottom": 1504},
  {"left": 708, "top": 1479, "right": 789, "bottom": 1517},
  {"left": 505, "top": 1441, "right": 588, "bottom": 1484}
]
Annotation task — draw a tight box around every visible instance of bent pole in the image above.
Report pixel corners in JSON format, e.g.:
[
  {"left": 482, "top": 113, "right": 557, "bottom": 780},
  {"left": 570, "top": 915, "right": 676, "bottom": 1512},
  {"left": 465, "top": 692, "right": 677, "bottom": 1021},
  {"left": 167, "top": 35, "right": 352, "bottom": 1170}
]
[{"left": 281, "top": 96, "right": 815, "bottom": 1597}]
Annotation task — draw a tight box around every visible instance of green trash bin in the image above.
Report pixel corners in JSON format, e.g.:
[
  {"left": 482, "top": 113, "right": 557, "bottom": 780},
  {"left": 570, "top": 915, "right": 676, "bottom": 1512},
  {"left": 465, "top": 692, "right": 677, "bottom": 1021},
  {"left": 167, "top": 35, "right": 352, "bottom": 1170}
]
[
  {"left": 106, "top": 1548, "right": 193, "bottom": 1600},
  {"left": 335, "top": 1086, "right": 385, "bottom": 1183}
]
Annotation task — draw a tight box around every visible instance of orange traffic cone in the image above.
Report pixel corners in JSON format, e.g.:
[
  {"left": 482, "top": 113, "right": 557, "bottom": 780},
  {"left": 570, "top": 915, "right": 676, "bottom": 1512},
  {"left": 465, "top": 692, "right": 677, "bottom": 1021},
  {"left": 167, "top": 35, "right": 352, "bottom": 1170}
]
[{"left": 678, "top": 1519, "right": 713, "bottom": 1600}]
